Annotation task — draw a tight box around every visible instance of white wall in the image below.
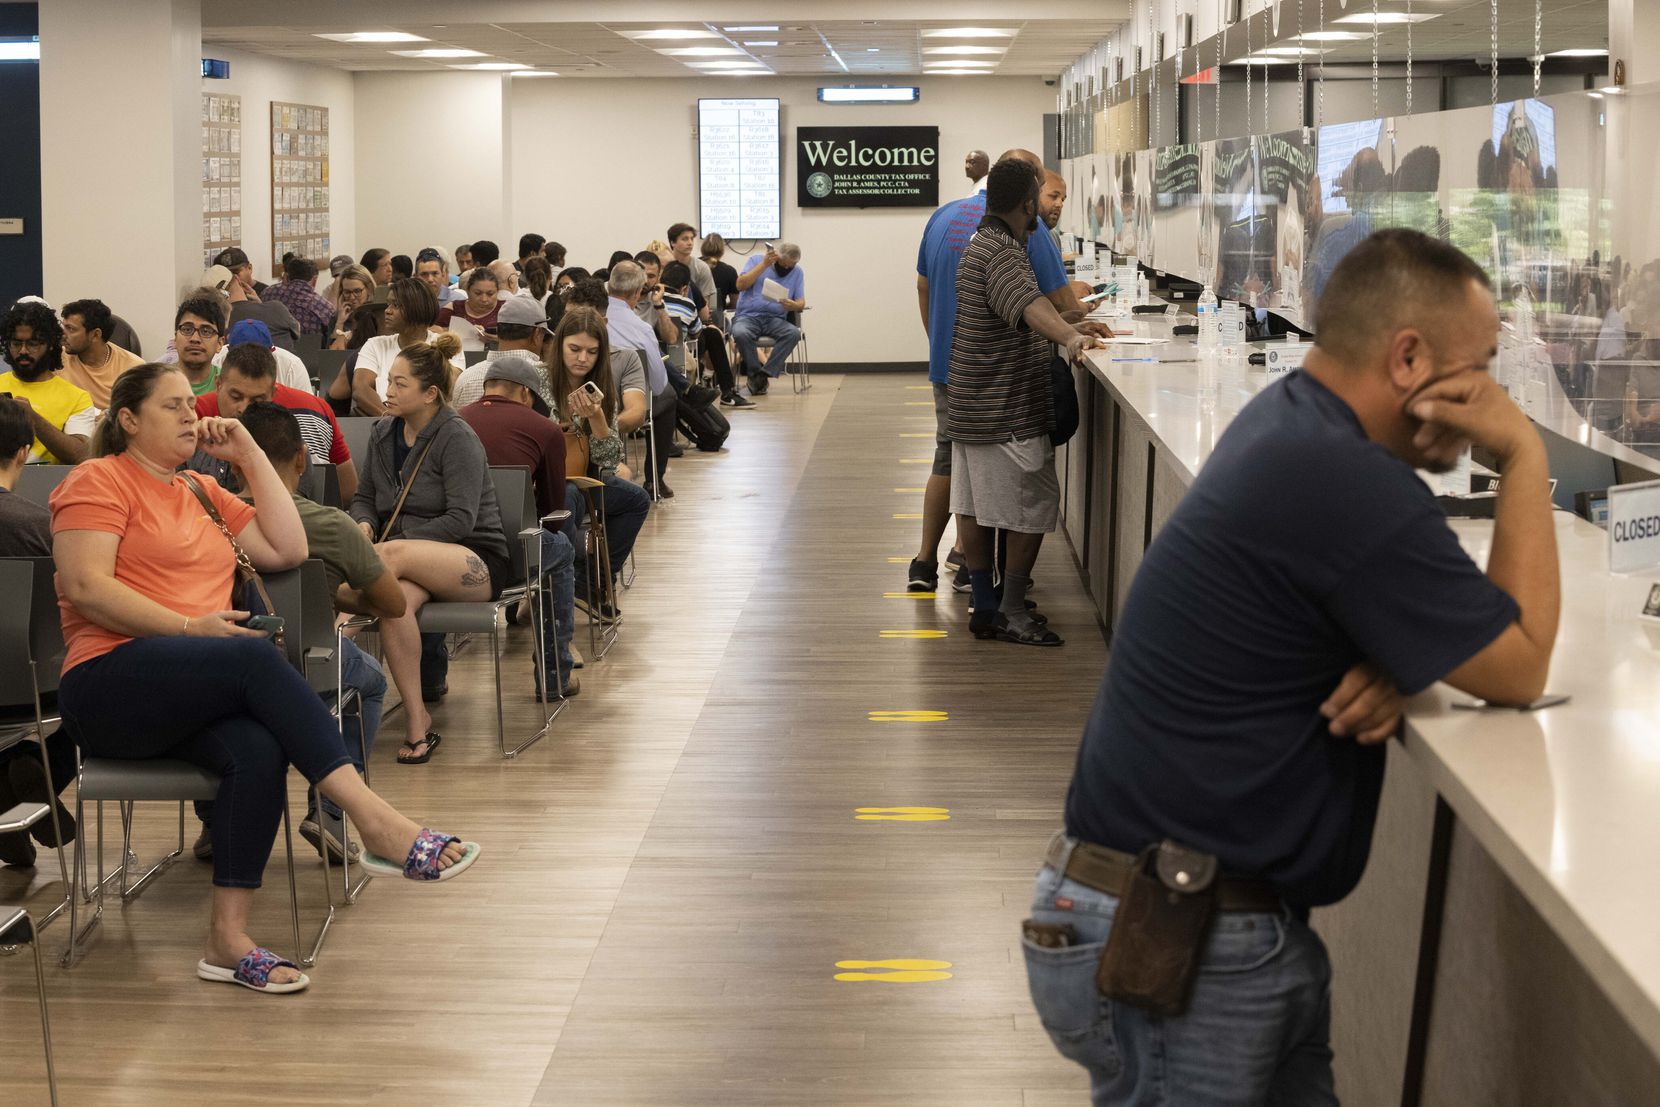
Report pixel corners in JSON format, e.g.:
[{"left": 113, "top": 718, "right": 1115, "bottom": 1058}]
[
  {"left": 206, "top": 46, "right": 356, "bottom": 281},
  {"left": 352, "top": 71, "right": 506, "bottom": 262},
  {"left": 498, "top": 75, "right": 1054, "bottom": 363}
]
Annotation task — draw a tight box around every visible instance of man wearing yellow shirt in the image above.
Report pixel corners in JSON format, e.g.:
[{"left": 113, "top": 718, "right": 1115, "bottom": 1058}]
[
  {"left": 0, "top": 300, "right": 96, "bottom": 464},
  {"left": 58, "top": 298, "right": 144, "bottom": 408}
]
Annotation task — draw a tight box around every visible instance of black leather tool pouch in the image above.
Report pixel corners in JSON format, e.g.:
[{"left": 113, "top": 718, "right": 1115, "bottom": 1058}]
[{"left": 1094, "top": 840, "right": 1218, "bottom": 1016}]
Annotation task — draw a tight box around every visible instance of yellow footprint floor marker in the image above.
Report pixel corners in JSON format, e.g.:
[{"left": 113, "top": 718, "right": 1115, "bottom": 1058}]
[
  {"left": 893, "top": 487, "right": 925, "bottom": 493},
  {"left": 835, "top": 959, "right": 953, "bottom": 983},
  {"left": 868, "top": 709, "right": 948, "bottom": 722},
  {"left": 899, "top": 432, "right": 933, "bottom": 438},
  {"left": 886, "top": 556, "right": 912, "bottom": 563},
  {"left": 906, "top": 384, "right": 931, "bottom": 390},
  {"left": 898, "top": 457, "right": 931, "bottom": 464},
  {"left": 882, "top": 591, "right": 935, "bottom": 599},
  {"left": 903, "top": 401, "right": 932, "bottom": 406},
  {"left": 892, "top": 512, "right": 923, "bottom": 520},
  {"left": 878, "top": 629, "right": 946, "bottom": 639},
  {"left": 855, "top": 806, "right": 951, "bottom": 821}
]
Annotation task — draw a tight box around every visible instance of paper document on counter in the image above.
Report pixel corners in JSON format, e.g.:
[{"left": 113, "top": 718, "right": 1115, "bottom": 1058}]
[
  {"left": 1101, "top": 335, "right": 1162, "bottom": 345},
  {"left": 762, "top": 278, "right": 789, "bottom": 303}
]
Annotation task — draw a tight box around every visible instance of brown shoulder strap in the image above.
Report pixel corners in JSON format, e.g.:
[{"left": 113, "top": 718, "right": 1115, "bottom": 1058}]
[{"left": 180, "top": 471, "right": 277, "bottom": 616}]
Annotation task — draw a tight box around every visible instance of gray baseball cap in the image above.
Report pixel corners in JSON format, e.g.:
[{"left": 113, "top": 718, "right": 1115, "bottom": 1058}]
[
  {"left": 497, "top": 294, "right": 548, "bottom": 329},
  {"left": 483, "top": 354, "right": 551, "bottom": 416}
]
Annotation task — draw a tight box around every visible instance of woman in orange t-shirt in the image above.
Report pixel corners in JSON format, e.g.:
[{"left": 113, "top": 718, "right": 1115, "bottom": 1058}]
[{"left": 51, "top": 363, "right": 482, "bottom": 994}]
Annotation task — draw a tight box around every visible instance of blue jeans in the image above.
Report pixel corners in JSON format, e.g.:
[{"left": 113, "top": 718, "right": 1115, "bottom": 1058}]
[
  {"left": 60, "top": 637, "right": 354, "bottom": 889},
  {"left": 537, "top": 527, "right": 576, "bottom": 681},
  {"left": 1023, "top": 839, "right": 1337, "bottom": 1106},
  {"left": 731, "top": 312, "right": 800, "bottom": 378},
  {"left": 316, "top": 637, "right": 385, "bottom": 822}
]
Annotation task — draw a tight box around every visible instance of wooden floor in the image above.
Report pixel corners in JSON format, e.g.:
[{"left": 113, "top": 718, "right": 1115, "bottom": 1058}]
[{"left": 1, "top": 373, "right": 1106, "bottom": 1106}]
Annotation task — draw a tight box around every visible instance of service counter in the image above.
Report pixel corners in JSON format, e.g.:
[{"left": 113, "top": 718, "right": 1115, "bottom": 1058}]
[{"left": 1059, "top": 315, "right": 1660, "bottom": 1105}]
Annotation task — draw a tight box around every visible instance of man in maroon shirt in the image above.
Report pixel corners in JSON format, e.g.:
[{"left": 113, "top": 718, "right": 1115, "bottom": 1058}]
[{"left": 458, "top": 357, "right": 578, "bottom": 695}]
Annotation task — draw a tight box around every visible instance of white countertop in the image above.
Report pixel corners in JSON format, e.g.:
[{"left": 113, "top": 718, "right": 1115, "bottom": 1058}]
[{"left": 1080, "top": 318, "right": 1660, "bottom": 1055}]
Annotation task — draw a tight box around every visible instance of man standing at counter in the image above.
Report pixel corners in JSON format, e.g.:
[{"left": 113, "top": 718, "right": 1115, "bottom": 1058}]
[
  {"left": 947, "top": 156, "right": 1102, "bottom": 646},
  {"left": 1024, "top": 229, "right": 1560, "bottom": 1101}
]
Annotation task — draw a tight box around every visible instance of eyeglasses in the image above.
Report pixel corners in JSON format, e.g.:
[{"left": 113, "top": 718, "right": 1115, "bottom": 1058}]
[
  {"left": 6, "top": 337, "right": 46, "bottom": 351},
  {"left": 175, "top": 324, "right": 220, "bottom": 338}
]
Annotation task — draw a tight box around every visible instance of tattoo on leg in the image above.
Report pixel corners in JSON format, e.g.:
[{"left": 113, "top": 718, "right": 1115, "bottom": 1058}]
[{"left": 461, "top": 554, "right": 489, "bottom": 588}]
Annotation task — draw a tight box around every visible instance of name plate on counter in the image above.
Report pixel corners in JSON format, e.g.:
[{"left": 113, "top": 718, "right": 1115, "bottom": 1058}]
[
  {"left": 1607, "top": 478, "right": 1660, "bottom": 574},
  {"left": 1263, "top": 343, "right": 1308, "bottom": 375}
]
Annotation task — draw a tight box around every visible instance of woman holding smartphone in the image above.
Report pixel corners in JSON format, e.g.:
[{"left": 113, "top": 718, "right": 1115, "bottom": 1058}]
[
  {"left": 52, "top": 362, "right": 480, "bottom": 994},
  {"left": 548, "top": 309, "right": 649, "bottom": 595}
]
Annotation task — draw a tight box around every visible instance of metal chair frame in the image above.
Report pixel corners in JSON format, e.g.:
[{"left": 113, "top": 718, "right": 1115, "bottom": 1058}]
[
  {"left": 570, "top": 476, "right": 621, "bottom": 661},
  {"left": 0, "top": 904, "right": 58, "bottom": 1106}
]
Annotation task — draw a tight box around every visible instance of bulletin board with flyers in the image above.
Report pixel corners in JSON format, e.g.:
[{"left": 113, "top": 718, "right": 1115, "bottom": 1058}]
[
  {"left": 201, "top": 92, "right": 242, "bottom": 267},
  {"left": 270, "top": 101, "right": 330, "bottom": 263}
]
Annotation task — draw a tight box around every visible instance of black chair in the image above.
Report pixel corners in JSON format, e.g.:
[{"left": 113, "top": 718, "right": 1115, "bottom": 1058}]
[
  {"left": 464, "top": 349, "right": 488, "bottom": 368},
  {"left": 304, "top": 348, "right": 350, "bottom": 400},
  {"left": 15, "top": 465, "right": 73, "bottom": 509},
  {"left": 338, "top": 416, "right": 377, "bottom": 467},
  {"left": 307, "top": 462, "right": 342, "bottom": 508},
  {"left": 293, "top": 331, "right": 325, "bottom": 355},
  {"left": 0, "top": 558, "right": 73, "bottom": 931},
  {"left": 414, "top": 466, "right": 568, "bottom": 757}
]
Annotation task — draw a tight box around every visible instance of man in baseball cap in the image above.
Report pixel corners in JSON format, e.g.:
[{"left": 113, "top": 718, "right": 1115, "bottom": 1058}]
[
  {"left": 449, "top": 293, "right": 555, "bottom": 409},
  {"left": 456, "top": 344, "right": 580, "bottom": 698},
  {"left": 216, "top": 318, "right": 313, "bottom": 393}
]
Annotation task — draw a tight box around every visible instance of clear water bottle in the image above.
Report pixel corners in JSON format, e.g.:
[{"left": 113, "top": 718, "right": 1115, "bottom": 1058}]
[
  {"left": 1198, "top": 347, "right": 1219, "bottom": 414},
  {"left": 1197, "top": 285, "right": 1219, "bottom": 349},
  {"left": 1137, "top": 273, "right": 1150, "bottom": 306}
]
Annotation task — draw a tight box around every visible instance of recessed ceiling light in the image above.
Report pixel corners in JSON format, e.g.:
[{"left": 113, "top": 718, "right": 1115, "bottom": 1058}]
[
  {"left": 657, "top": 46, "right": 746, "bottom": 56},
  {"left": 925, "top": 68, "right": 993, "bottom": 75},
  {"left": 866, "top": 48, "right": 880, "bottom": 53},
  {"left": 924, "top": 46, "right": 1006, "bottom": 56},
  {"left": 0, "top": 40, "right": 39, "bottom": 61},
  {"left": 623, "top": 29, "right": 722, "bottom": 40},
  {"left": 742, "top": 40, "right": 779, "bottom": 47},
  {"left": 1295, "top": 30, "right": 1370, "bottom": 41},
  {"left": 1258, "top": 46, "right": 1322, "bottom": 56},
  {"left": 450, "top": 62, "right": 529, "bottom": 70},
  {"left": 724, "top": 25, "right": 779, "bottom": 33},
  {"left": 1333, "top": 11, "right": 1439, "bottom": 24},
  {"left": 687, "top": 60, "right": 768, "bottom": 68},
  {"left": 315, "top": 32, "right": 428, "bottom": 44},
  {"left": 509, "top": 70, "right": 560, "bottom": 77},
  {"left": 922, "top": 28, "right": 1017, "bottom": 38},
  {"left": 391, "top": 48, "right": 485, "bottom": 58},
  {"left": 1228, "top": 54, "right": 1298, "bottom": 65},
  {"left": 926, "top": 59, "right": 996, "bottom": 67},
  {"left": 1547, "top": 48, "right": 1609, "bottom": 58}
]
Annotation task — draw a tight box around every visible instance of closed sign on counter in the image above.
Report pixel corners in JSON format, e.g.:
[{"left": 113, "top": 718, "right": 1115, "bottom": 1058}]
[{"left": 1607, "top": 478, "right": 1660, "bottom": 574}]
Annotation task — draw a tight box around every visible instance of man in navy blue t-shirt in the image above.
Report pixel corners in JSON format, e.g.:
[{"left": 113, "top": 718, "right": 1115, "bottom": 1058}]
[{"left": 1026, "top": 229, "right": 1560, "bottom": 1103}]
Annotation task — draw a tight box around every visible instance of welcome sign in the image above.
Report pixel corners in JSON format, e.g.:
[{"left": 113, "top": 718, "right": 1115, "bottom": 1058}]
[{"left": 797, "top": 126, "right": 939, "bottom": 208}]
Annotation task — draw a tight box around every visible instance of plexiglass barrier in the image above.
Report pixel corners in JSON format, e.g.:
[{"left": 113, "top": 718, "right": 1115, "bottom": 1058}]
[{"left": 1059, "top": 82, "right": 1660, "bottom": 470}]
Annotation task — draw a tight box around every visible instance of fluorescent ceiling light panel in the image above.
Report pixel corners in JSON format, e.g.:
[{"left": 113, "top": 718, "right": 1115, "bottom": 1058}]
[
  {"left": 1333, "top": 11, "right": 1439, "bottom": 24},
  {"left": 724, "top": 25, "right": 779, "bottom": 32},
  {"left": 1296, "top": 30, "right": 1370, "bottom": 41},
  {"left": 624, "top": 29, "right": 722, "bottom": 40},
  {"left": 922, "top": 28, "right": 1016, "bottom": 38},
  {"left": 392, "top": 48, "right": 485, "bottom": 58},
  {"left": 742, "top": 40, "right": 779, "bottom": 47},
  {"left": 687, "top": 60, "right": 768, "bottom": 68},
  {"left": 1229, "top": 55, "right": 1297, "bottom": 65},
  {"left": 926, "top": 59, "right": 996, "bottom": 67},
  {"left": 658, "top": 46, "right": 746, "bottom": 56},
  {"left": 510, "top": 71, "right": 560, "bottom": 78},
  {"left": 1258, "top": 46, "right": 1322, "bottom": 56},
  {"left": 1548, "top": 48, "right": 1609, "bottom": 58},
  {"left": 924, "top": 45, "right": 1007, "bottom": 56},
  {"left": 0, "top": 40, "right": 40, "bottom": 61},
  {"left": 925, "top": 69, "right": 992, "bottom": 75},
  {"left": 451, "top": 62, "right": 529, "bottom": 70},
  {"left": 315, "top": 32, "right": 428, "bottom": 43},
  {"left": 819, "top": 86, "right": 920, "bottom": 103}
]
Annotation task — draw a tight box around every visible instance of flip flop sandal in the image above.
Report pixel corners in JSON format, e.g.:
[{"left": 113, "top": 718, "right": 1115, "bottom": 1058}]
[
  {"left": 997, "top": 621, "right": 1065, "bottom": 647},
  {"left": 397, "top": 732, "right": 442, "bottom": 765},
  {"left": 360, "top": 827, "right": 482, "bottom": 883},
  {"left": 197, "top": 946, "right": 310, "bottom": 994}
]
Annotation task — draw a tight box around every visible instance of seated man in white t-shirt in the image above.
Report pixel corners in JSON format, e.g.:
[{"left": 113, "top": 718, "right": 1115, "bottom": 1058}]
[{"left": 450, "top": 296, "right": 555, "bottom": 409}]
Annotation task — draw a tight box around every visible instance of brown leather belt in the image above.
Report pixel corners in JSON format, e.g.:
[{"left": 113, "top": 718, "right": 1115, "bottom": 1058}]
[{"left": 1046, "top": 835, "right": 1283, "bottom": 914}]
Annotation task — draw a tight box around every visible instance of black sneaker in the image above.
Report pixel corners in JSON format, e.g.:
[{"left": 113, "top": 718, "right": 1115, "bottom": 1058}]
[
  {"left": 944, "top": 548, "right": 966, "bottom": 572},
  {"left": 666, "top": 443, "right": 685, "bottom": 459},
  {"left": 720, "top": 392, "right": 756, "bottom": 408},
  {"left": 951, "top": 564, "right": 972, "bottom": 593},
  {"left": 421, "top": 682, "right": 448, "bottom": 703},
  {"left": 907, "top": 558, "right": 938, "bottom": 593},
  {"left": 646, "top": 481, "right": 676, "bottom": 500},
  {"left": 748, "top": 374, "right": 769, "bottom": 396}
]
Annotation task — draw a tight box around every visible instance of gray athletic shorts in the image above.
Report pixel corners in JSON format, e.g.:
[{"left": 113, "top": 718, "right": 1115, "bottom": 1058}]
[
  {"left": 932, "top": 382, "right": 951, "bottom": 477},
  {"left": 949, "top": 435, "right": 1059, "bottom": 534}
]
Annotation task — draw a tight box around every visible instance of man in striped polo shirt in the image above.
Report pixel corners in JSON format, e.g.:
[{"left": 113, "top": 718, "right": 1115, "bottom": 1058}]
[{"left": 948, "top": 157, "right": 1102, "bottom": 647}]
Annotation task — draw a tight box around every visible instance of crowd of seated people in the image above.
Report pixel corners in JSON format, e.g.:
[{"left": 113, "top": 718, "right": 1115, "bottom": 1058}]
[{"left": 0, "top": 223, "right": 785, "bottom": 990}]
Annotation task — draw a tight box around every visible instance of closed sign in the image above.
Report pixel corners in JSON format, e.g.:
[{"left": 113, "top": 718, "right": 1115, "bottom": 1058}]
[{"left": 1607, "top": 478, "right": 1660, "bottom": 574}]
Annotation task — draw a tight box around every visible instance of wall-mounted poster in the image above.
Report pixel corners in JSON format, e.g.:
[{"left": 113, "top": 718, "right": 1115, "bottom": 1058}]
[
  {"left": 201, "top": 93, "right": 242, "bottom": 266},
  {"left": 270, "top": 101, "right": 330, "bottom": 262},
  {"left": 797, "top": 126, "right": 939, "bottom": 208}
]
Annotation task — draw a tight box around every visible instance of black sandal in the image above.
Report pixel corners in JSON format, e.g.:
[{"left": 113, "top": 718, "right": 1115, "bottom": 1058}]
[{"left": 397, "top": 732, "right": 442, "bottom": 765}]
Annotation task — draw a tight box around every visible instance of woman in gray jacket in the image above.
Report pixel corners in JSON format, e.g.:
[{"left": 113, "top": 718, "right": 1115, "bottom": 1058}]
[{"left": 349, "top": 332, "right": 508, "bottom": 763}]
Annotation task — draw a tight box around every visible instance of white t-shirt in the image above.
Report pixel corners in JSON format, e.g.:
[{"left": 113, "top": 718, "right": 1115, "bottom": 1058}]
[
  {"left": 357, "top": 331, "right": 465, "bottom": 400},
  {"left": 211, "top": 343, "right": 312, "bottom": 394}
]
